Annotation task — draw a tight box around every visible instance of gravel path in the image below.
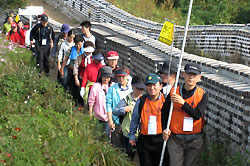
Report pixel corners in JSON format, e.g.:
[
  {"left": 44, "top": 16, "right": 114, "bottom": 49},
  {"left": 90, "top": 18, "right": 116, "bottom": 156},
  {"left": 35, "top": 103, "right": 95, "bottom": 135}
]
[{"left": 27, "top": 0, "right": 79, "bottom": 27}]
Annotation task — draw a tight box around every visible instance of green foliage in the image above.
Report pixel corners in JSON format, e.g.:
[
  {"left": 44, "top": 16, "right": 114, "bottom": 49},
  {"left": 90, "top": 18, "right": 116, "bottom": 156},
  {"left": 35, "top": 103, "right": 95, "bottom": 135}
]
[
  {"left": 201, "top": 137, "right": 250, "bottom": 166},
  {"left": 0, "top": 34, "right": 131, "bottom": 165},
  {"left": 107, "top": 0, "right": 250, "bottom": 25},
  {"left": 0, "top": 0, "right": 27, "bottom": 10}
]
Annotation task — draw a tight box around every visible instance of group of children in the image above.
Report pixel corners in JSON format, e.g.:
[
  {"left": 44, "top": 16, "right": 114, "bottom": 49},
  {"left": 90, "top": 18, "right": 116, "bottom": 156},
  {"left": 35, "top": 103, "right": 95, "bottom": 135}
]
[{"left": 2, "top": 13, "right": 208, "bottom": 165}]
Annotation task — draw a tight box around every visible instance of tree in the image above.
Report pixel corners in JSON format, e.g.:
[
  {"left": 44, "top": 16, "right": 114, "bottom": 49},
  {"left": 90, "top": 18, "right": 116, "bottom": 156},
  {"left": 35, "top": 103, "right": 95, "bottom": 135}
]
[{"left": 0, "top": 0, "right": 27, "bottom": 10}]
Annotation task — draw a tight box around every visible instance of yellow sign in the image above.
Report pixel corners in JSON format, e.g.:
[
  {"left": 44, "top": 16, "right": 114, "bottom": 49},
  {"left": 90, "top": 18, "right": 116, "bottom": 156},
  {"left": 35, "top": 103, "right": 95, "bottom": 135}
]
[
  {"left": 15, "top": 14, "right": 20, "bottom": 23},
  {"left": 159, "top": 21, "right": 174, "bottom": 46}
]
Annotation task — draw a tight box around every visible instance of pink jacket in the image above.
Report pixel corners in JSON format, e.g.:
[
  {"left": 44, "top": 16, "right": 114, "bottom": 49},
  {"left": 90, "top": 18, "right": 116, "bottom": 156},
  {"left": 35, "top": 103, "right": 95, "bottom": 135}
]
[{"left": 88, "top": 82, "right": 113, "bottom": 122}]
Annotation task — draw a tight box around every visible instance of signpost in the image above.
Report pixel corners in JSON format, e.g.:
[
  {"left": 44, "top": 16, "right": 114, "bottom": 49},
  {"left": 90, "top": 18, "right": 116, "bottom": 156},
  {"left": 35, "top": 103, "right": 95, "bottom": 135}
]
[{"left": 18, "top": 6, "right": 43, "bottom": 29}]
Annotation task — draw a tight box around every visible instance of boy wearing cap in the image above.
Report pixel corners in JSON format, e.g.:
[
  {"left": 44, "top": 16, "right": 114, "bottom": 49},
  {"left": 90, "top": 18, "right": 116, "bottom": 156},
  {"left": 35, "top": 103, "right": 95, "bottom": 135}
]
[
  {"left": 129, "top": 73, "right": 169, "bottom": 166},
  {"left": 162, "top": 62, "right": 208, "bottom": 166},
  {"left": 113, "top": 75, "right": 145, "bottom": 159},
  {"left": 30, "top": 14, "right": 55, "bottom": 75},
  {"left": 80, "top": 21, "right": 99, "bottom": 49},
  {"left": 80, "top": 50, "right": 104, "bottom": 105},
  {"left": 106, "top": 67, "right": 132, "bottom": 148},
  {"left": 159, "top": 61, "right": 177, "bottom": 97}
]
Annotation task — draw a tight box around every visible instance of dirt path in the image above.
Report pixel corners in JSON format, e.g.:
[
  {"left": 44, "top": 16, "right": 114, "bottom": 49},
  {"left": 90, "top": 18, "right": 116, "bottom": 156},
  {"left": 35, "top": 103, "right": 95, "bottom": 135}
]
[{"left": 27, "top": 0, "right": 79, "bottom": 27}]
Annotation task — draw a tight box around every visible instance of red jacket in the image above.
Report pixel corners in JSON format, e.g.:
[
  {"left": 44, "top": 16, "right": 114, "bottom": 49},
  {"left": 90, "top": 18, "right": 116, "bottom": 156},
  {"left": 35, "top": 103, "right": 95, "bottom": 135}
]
[
  {"left": 7, "top": 30, "right": 25, "bottom": 45},
  {"left": 78, "top": 56, "right": 93, "bottom": 78},
  {"left": 81, "top": 62, "right": 103, "bottom": 88}
]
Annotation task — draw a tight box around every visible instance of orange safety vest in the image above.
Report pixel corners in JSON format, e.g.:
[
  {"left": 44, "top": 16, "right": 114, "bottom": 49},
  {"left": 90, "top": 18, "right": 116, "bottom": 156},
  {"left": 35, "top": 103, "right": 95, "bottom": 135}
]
[
  {"left": 170, "top": 86, "right": 204, "bottom": 134},
  {"left": 140, "top": 93, "right": 165, "bottom": 135}
]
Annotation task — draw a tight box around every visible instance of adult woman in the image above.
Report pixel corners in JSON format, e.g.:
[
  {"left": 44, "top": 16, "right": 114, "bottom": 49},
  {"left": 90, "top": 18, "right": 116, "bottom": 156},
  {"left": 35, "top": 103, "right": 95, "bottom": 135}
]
[
  {"left": 57, "top": 29, "right": 75, "bottom": 89},
  {"left": 88, "top": 66, "right": 114, "bottom": 136}
]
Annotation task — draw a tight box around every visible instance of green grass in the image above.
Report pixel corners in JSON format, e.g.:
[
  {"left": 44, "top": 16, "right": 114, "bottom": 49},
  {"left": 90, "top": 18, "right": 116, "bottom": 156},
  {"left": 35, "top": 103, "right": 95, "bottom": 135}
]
[
  {"left": 0, "top": 33, "right": 132, "bottom": 165},
  {"left": 106, "top": 0, "right": 184, "bottom": 25}
]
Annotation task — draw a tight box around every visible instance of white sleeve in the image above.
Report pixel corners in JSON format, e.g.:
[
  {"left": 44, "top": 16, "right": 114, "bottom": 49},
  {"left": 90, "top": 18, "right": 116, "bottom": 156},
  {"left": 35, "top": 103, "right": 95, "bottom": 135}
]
[{"left": 58, "top": 42, "right": 65, "bottom": 62}]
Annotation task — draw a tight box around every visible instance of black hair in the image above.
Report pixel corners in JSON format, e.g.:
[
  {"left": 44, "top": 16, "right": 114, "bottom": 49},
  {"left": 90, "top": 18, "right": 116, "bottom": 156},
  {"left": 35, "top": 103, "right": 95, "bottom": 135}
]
[
  {"left": 132, "top": 75, "right": 144, "bottom": 85},
  {"left": 92, "top": 49, "right": 104, "bottom": 56},
  {"left": 68, "top": 29, "right": 76, "bottom": 36},
  {"left": 84, "top": 41, "right": 94, "bottom": 48},
  {"left": 97, "top": 75, "right": 112, "bottom": 87},
  {"left": 74, "top": 34, "right": 83, "bottom": 43},
  {"left": 80, "top": 21, "right": 91, "bottom": 28}
]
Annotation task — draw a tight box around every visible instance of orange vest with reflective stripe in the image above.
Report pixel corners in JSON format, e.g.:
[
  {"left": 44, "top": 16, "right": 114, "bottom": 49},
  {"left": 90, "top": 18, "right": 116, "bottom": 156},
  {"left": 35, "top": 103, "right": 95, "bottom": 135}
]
[
  {"left": 170, "top": 86, "right": 204, "bottom": 134},
  {"left": 140, "top": 94, "right": 165, "bottom": 135}
]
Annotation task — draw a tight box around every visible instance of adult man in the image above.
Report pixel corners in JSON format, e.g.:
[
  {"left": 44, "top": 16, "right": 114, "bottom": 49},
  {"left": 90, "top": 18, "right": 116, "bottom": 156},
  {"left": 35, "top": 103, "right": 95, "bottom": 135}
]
[
  {"left": 2, "top": 16, "right": 13, "bottom": 35},
  {"left": 30, "top": 14, "right": 55, "bottom": 75},
  {"left": 158, "top": 61, "right": 177, "bottom": 97},
  {"left": 80, "top": 21, "right": 99, "bottom": 48},
  {"left": 129, "top": 73, "right": 169, "bottom": 166},
  {"left": 162, "top": 62, "right": 208, "bottom": 166}
]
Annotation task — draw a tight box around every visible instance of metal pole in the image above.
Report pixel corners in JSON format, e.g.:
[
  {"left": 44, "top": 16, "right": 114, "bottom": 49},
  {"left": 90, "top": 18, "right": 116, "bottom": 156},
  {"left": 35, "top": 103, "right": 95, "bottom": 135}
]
[
  {"left": 166, "top": 24, "right": 175, "bottom": 86},
  {"left": 159, "top": 0, "right": 194, "bottom": 165}
]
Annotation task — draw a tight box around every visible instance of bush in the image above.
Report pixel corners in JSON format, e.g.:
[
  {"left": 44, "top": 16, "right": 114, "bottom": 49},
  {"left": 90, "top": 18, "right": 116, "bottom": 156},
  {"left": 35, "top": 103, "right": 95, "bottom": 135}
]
[{"left": 0, "top": 33, "right": 131, "bottom": 165}]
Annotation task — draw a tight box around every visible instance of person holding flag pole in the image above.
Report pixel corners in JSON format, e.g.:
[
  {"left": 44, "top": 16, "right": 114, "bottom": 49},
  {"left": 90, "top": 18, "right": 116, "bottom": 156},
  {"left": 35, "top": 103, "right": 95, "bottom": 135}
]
[{"left": 160, "top": 0, "right": 209, "bottom": 166}]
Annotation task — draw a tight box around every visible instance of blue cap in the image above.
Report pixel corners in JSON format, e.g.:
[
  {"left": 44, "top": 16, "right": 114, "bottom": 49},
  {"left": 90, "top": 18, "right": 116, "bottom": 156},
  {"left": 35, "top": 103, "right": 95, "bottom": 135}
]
[
  {"left": 61, "top": 24, "right": 70, "bottom": 33},
  {"left": 92, "top": 53, "right": 104, "bottom": 60},
  {"left": 145, "top": 73, "right": 162, "bottom": 84}
]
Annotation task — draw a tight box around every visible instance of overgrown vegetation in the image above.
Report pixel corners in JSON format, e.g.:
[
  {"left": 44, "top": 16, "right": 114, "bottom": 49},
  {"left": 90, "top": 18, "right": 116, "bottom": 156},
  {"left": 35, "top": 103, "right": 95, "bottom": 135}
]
[
  {"left": 0, "top": 0, "right": 27, "bottom": 10},
  {"left": 201, "top": 128, "right": 250, "bottom": 166},
  {"left": 107, "top": 0, "right": 250, "bottom": 25},
  {"left": 0, "top": 33, "right": 131, "bottom": 165}
]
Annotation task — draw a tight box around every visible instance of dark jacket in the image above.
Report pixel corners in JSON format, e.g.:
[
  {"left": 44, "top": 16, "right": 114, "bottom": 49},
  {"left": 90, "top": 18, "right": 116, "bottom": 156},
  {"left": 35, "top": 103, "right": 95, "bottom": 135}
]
[{"left": 30, "top": 23, "right": 55, "bottom": 46}]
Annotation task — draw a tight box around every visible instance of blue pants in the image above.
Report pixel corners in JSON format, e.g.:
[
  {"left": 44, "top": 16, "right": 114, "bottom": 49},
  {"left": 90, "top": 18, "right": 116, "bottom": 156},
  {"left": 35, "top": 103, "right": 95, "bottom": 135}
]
[{"left": 58, "top": 66, "right": 68, "bottom": 90}]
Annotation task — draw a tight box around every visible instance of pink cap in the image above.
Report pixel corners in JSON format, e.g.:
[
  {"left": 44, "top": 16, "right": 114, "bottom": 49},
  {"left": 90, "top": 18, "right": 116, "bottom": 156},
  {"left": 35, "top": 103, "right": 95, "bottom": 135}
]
[{"left": 106, "top": 51, "right": 119, "bottom": 60}]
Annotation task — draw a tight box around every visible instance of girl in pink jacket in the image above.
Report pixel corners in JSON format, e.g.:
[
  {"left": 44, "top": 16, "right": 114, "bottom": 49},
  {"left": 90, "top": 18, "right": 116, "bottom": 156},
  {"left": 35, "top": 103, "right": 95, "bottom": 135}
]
[{"left": 88, "top": 66, "right": 114, "bottom": 136}]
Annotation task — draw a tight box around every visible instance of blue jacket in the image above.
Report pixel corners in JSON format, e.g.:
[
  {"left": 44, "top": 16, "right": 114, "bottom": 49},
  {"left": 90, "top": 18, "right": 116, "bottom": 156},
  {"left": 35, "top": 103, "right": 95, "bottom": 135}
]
[{"left": 106, "top": 83, "right": 132, "bottom": 125}]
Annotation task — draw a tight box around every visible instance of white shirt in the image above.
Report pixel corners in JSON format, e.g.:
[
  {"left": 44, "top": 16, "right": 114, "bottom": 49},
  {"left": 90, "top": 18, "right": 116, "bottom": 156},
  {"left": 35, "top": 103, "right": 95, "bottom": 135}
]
[
  {"left": 83, "top": 34, "right": 96, "bottom": 47},
  {"left": 58, "top": 40, "right": 75, "bottom": 65}
]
